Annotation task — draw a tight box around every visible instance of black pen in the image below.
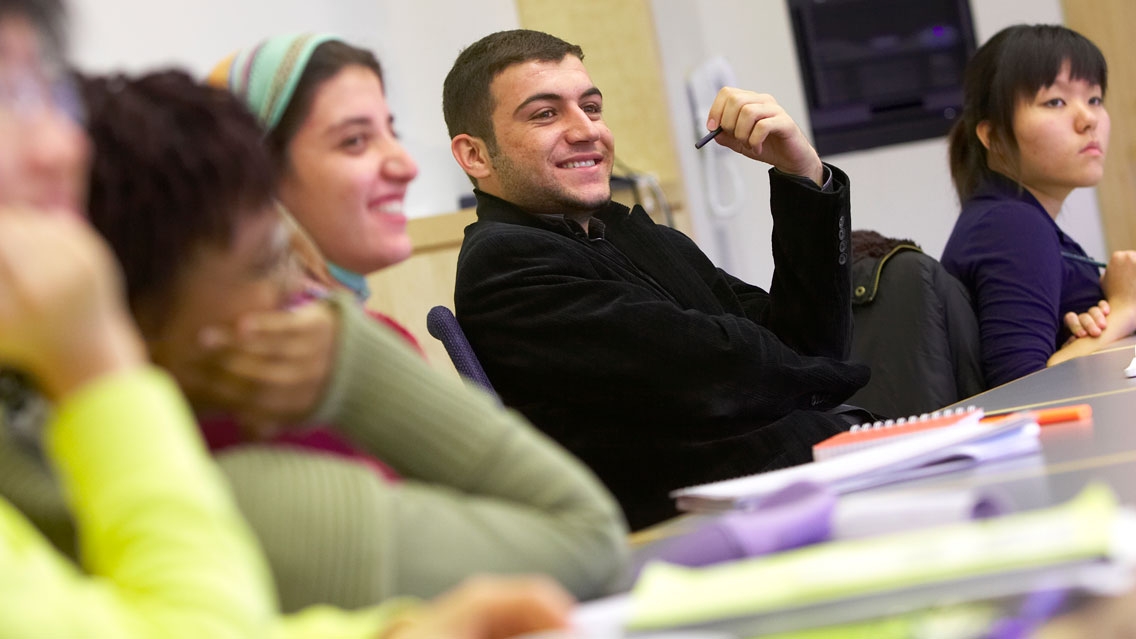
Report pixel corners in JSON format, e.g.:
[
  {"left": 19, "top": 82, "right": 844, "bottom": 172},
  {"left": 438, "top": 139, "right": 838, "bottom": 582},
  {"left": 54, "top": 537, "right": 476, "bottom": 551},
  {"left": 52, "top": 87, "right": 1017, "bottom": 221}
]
[
  {"left": 1061, "top": 251, "right": 1107, "bottom": 269},
  {"left": 695, "top": 126, "right": 723, "bottom": 149}
]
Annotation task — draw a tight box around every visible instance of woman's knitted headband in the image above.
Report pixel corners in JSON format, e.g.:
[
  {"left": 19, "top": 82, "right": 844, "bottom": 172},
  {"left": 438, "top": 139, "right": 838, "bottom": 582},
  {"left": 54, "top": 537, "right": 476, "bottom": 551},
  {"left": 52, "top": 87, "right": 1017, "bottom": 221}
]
[{"left": 207, "top": 33, "right": 341, "bottom": 132}]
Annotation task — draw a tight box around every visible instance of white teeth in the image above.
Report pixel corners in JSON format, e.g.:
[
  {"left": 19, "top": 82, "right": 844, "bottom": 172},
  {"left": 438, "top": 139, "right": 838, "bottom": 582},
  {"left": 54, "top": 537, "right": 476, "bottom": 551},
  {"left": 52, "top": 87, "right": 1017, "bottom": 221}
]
[
  {"left": 560, "top": 160, "right": 597, "bottom": 169},
  {"left": 375, "top": 201, "right": 404, "bottom": 214}
]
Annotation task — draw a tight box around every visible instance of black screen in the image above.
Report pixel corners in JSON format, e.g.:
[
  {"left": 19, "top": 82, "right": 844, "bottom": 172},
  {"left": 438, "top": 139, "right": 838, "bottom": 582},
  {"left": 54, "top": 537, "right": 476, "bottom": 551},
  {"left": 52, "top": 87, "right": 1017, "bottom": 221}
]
[{"left": 788, "top": 0, "right": 977, "bottom": 155}]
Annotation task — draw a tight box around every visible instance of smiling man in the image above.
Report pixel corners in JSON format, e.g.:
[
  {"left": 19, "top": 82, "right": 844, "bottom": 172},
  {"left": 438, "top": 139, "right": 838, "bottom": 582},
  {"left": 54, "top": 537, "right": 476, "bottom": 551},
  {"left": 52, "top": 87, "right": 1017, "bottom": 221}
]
[{"left": 443, "top": 29, "right": 870, "bottom": 530}]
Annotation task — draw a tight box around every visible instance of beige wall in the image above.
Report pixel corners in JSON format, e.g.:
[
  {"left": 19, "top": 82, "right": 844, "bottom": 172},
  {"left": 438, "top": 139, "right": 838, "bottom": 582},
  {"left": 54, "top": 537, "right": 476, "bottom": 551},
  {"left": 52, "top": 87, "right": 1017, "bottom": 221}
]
[
  {"left": 1063, "top": 0, "right": 1136, "bottom": 253},
  {"left": 365, "top": 211, "right": 471, "bottom": 376},
  {"left": 515, "top": 0, "right": 691, "bottom": 235}
]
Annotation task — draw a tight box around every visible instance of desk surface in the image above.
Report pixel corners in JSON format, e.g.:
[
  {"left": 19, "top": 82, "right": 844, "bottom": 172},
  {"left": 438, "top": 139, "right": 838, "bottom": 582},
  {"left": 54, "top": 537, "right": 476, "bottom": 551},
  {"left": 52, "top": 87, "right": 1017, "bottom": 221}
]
[
  {"left": 838, "top": 342, "right": 1136, "bottom": 636},
  {"left": 622, "top": 340, "right": 1136, "bottom": 636},
  {"left": 938, "top": 338, "right": 1136, "bottom": 507},
  {"left": 948, "top": 339, "right": 1136, "bottom": 414}
]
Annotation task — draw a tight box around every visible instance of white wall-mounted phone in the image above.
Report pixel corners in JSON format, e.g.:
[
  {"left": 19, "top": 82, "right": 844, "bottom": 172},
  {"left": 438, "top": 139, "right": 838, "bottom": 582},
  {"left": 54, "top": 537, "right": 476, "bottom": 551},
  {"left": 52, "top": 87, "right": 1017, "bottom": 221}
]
[{"left": 686, "top": 56, "right": 745, "bottom": 221}]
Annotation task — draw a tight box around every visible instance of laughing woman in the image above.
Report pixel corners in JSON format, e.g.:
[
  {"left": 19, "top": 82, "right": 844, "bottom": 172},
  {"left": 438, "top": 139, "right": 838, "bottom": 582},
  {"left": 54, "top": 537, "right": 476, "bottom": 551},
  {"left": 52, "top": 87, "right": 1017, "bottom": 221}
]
[{"left": 210, "top": 34, "right": 418, "bottom": 304}]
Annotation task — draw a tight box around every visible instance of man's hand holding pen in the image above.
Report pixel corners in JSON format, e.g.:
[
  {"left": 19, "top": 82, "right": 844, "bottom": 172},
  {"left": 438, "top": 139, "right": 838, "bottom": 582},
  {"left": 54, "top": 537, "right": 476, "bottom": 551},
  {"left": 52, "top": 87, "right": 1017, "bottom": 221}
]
[{"left": 696, "top": 87, "right": 824, "bottom": 187}]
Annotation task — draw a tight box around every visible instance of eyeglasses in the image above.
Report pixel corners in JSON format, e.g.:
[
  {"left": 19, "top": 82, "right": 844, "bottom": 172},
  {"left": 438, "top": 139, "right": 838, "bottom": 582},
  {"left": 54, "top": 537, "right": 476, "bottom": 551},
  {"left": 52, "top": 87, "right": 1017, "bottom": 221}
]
[{"left": 0, "top": 65, "right": 84, "bottom": 125}]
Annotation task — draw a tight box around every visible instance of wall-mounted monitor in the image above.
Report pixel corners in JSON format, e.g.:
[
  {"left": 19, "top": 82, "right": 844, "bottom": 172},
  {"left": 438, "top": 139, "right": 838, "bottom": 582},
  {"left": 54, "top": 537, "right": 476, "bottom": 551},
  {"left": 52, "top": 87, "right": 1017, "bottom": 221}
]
[{"left": 787, "top": 0, "right": 977, "bottom": 155}]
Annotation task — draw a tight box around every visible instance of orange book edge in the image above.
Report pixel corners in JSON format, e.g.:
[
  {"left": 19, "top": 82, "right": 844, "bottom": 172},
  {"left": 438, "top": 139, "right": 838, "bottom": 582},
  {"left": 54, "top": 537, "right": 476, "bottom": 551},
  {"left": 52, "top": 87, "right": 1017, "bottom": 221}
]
[{"left": 812, "top": 407, "right": 982, "bottom": 459}]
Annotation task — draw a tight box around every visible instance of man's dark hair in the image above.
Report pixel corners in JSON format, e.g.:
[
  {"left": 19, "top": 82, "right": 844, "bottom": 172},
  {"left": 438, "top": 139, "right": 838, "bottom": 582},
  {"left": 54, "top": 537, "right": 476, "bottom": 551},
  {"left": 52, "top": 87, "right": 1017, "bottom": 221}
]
[
  {"left": 0, "top": 0, "right": 66, "bottom": 58},
  {"left": 83, "top": 70, "right": 277, "bottom": 327},
  {"left": 442, "top": 29, "right": 583, "bottom": 152},
  {"left": 266, "top": 40, "right": 384, "bottom": 174},
  {"left": 948, "top": 24, "right": 1107, "bottom": 202}
]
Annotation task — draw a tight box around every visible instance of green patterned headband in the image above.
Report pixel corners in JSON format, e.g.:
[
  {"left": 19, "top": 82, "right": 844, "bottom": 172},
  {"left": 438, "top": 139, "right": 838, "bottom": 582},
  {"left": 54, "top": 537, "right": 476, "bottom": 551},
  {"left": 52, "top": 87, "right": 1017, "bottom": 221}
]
[{"left": 208, "top": 33, "right": 341, "bottom": 132}]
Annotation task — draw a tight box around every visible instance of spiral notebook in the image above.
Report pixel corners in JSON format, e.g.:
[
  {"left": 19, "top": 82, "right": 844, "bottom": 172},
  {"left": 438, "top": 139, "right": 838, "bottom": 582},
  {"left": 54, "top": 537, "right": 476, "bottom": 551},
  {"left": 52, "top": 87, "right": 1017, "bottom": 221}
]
[
  {"left": 813, "top": 404, "right": 1093, "bottom": 461},
  {"left": 813, "top": 406, "right": 983, "bottom": 460},
  {"left": 672, "top": 413, "right": 1041, "bottom": 514}
]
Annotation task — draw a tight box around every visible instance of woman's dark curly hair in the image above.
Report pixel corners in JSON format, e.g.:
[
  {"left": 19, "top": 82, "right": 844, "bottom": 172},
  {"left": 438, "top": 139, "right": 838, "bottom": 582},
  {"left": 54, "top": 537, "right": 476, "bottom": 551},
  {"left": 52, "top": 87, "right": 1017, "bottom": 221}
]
[{"left": 83, "top": 69, "right": 277, "bottom": 327}]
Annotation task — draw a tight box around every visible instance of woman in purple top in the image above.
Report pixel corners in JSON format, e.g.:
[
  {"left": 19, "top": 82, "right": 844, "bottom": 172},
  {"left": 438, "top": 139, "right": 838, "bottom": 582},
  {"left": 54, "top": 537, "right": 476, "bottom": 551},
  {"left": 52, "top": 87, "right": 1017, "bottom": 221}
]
[{"left": 941, "top": 24, "right": 1136, "bottom": 387}]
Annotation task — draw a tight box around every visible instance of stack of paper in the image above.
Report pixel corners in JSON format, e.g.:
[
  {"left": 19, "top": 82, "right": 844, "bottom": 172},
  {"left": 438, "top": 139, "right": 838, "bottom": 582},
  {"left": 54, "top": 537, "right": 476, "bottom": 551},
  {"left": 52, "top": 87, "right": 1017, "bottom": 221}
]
[
  {"left": 632, "top": 484, "right": 1134, "bottom": 636},
  {"left": 536, "top": 484, "right": 1133, "bottom": 638}
]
